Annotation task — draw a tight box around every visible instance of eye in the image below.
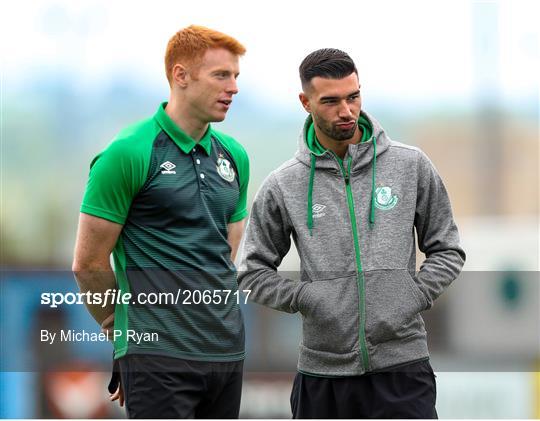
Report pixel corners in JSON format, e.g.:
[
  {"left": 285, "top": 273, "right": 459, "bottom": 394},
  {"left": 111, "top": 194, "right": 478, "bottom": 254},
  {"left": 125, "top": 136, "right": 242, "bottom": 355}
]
[{"left": 347, "top": 93, "right": 360, "bottom": 101}]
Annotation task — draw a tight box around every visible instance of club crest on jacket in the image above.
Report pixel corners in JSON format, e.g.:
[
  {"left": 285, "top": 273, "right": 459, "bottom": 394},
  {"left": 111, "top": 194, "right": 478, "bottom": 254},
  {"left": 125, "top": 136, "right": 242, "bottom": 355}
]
[{"left": 374, "top": 187, "right": 398, "bottom": 210}]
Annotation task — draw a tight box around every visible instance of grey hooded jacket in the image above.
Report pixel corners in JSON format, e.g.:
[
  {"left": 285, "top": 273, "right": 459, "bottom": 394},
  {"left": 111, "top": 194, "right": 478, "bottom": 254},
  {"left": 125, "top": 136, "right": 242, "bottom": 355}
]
[{"left": 238, "top": 111, "right": 466, "bottom": 376}]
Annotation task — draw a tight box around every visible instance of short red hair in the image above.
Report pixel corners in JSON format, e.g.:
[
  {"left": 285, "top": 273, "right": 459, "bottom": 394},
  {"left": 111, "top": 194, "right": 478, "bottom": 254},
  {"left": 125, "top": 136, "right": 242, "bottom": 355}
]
[{"left": 165, "top": 25, "right": 246, "bottom": 85}]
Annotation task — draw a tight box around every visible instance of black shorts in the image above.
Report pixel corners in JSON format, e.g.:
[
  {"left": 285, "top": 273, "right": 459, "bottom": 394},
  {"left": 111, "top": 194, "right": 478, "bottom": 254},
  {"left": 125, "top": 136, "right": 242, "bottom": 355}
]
[
  {"left": 118, "top": 354, "right": 243, "bottom": 419},
  {"left": 290, "top": 359, "right": 437, "bottom": 419}
]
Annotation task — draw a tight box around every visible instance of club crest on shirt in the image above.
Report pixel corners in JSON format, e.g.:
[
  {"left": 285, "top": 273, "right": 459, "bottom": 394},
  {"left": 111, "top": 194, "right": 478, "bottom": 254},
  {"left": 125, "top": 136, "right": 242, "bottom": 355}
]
[
  {"left": 216, "top": 153, "right": 235, "bottom": 182},
  {"left": 374, "top": 186, "right": 398, "bottom": 210}
]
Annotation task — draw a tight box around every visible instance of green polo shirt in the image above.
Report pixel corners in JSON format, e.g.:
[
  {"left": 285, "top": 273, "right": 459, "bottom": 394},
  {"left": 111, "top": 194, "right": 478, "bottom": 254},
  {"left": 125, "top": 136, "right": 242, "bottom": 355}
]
[{"left": 81, "top": 102, "right": 249, "bottom": 361}]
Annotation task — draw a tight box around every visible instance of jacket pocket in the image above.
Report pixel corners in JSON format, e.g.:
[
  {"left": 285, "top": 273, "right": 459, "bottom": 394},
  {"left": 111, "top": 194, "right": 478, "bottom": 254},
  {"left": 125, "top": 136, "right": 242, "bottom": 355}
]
[
  {"left": 296, "top": 275, "right": 359, "bottom": 354},
  {"left": 364, "top": 269, "right": 427, "bottom": 345}
]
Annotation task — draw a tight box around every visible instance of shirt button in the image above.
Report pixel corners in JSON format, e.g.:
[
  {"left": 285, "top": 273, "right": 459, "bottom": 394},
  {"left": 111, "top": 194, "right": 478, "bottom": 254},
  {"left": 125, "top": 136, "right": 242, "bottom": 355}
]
[
  {"left": 200, "top": 173, "right": 205, "bottom": 179},
  {"left": 196, "top": 159, "right": 201, "bottom": 165},
  {"left": 192, "top": 148, "right": 196, "bottom": 153}
]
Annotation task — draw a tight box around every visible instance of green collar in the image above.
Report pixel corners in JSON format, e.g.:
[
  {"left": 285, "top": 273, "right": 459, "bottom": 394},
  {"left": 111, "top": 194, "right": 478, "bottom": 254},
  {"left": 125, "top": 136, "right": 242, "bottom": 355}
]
[{"left": 154, "top": 102, "right": 212, "bottom": 155}]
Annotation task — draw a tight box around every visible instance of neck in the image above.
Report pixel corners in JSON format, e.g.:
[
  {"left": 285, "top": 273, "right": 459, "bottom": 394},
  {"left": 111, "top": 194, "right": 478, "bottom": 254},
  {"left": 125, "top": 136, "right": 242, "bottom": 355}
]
[
  {"left": 314, "top": 124, "right": 362, "bottom": 160},
  {"left": 165, "top": 96, "right": 209, "bottom": 141}
]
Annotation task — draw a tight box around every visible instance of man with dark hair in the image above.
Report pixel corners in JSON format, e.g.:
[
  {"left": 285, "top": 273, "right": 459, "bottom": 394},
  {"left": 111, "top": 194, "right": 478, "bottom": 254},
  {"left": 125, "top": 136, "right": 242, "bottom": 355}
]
[
  {"left": 73, "top": 25, "right": 249, "bottom": 418},
  {"left": 238, "top": 48, "right": 465, "bottom": 418}
]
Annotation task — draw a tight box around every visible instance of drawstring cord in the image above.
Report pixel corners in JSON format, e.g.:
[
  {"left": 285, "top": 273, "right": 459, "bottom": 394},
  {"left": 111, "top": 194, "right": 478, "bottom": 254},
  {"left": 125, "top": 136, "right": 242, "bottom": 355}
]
[
  {"left": 307, "top": 153, "right": 316, "bottom": 236},
  {"left": 369, "top": 137, "right": 377, "bottom": 226},
  {"left": 307, "top": 134, "right": 378, "bottom": 234}
]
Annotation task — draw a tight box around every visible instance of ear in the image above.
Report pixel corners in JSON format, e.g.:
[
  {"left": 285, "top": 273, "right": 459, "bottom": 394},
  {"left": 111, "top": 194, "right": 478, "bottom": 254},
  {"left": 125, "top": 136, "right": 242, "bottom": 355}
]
[
  {"left": 172, "top": 63, "right": 189, "bottom": 88},
  {"left": 299, "top": 92, "right": 311, "bottom": 113}
]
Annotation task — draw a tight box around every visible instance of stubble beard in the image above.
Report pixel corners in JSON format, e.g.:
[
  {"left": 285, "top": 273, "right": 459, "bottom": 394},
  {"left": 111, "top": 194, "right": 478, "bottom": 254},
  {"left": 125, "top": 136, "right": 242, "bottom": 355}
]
[{"left": 315, "top": 116, "right": 357, "bottom": 141}]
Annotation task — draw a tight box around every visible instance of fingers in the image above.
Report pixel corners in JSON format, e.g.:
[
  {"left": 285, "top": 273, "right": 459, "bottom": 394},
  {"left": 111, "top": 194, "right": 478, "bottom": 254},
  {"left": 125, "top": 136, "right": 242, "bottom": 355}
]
[
  {"left": 119, "top": 382, "right": 124, "bottom": 407},
  {"left": 101, "top": 313, "right": 114, "bottom": 330},
  {"left": 109, "top": 387, "right": 124, "bottom": 407},
  {"left": 110, "top": 389, "right": 120, "bottom": 401},
  {"left": 101, "top": 313, "right": 115, "bottom": 335}
]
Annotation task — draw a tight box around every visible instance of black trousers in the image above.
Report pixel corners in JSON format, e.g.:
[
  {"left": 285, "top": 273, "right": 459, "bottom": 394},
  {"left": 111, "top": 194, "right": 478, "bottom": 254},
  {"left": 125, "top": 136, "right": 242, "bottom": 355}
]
[
  {"left": 291, "top": 359, "right": 437, "bottom": 419},
  {"left": 118, "top": 354, "right": 243, "bottom": 419}
]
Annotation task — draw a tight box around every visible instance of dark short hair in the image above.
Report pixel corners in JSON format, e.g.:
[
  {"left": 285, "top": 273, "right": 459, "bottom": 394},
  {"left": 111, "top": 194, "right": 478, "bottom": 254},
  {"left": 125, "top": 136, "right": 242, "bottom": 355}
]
[{"left": 299, "top": 48, "right": 357, "bottom": 90}]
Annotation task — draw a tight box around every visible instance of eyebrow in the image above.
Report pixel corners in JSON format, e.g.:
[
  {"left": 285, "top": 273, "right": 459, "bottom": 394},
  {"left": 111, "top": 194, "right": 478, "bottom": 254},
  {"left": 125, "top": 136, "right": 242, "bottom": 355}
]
[
  {"left": 320, "top": 89, "right": 360, "bottom": 102},
  {"left": 211, "top": 69, "right": 240, "bottom": 77}
]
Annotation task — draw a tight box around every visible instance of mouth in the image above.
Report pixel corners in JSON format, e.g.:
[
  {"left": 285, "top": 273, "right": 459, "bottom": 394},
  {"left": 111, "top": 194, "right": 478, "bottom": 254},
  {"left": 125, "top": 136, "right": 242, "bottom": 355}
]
[
  {"left": 336, "top": 121, "right": 356, "bottom": 130},
  {"left": 217, "top": 99, "right": 232, "bottom": 108}
]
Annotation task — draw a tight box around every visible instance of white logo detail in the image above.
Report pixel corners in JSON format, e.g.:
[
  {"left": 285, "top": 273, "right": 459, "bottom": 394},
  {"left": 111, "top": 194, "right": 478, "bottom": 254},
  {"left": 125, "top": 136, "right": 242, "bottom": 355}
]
[
  {"left": 374, "top": 186, "right": 398, "bottom": 210},
  {"left": 216, "top": 154, "right": 235, "bottom": 182},
  {"left": 160, "top": 161, "right": 176, "bottom": 174},
  {"left": 312, "top": 204, "right": 326, "bottom": 219}
]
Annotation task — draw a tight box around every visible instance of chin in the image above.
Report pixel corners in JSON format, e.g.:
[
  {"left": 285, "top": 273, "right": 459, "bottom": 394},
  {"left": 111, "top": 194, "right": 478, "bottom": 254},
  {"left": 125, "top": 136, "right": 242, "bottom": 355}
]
[
  {"left": 333, "top": 132, "right": 356, "bottom": 141},
  {"left": 210, "top": 113, "right": 227, "bottom": 123}
]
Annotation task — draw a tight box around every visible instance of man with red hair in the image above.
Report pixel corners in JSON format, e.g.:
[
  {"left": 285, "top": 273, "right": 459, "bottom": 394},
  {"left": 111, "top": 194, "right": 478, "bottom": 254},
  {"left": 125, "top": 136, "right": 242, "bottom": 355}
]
[{"left": 73, "top": 25, "right": 249, "bottom": 418}]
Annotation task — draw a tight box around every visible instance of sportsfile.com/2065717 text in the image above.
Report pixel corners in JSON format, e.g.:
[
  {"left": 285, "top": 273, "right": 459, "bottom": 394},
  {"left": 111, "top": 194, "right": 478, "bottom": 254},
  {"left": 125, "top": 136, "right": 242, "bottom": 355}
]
[{"left": 40, "top": 289, "right": 251, "bottom": 308}]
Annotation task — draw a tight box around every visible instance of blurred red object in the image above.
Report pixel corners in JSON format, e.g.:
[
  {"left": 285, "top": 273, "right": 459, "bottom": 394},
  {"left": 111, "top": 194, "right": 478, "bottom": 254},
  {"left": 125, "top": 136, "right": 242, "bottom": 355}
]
[{"left": 44, "top": 364, "right": 110, "bottom": 418}]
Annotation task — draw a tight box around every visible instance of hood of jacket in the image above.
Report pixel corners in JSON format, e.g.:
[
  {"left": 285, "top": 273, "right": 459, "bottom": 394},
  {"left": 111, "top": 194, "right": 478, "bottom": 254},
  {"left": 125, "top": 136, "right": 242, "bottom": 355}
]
[
  {"left": 294, "top": 110, "right": 391, "bottom": 172},
  {"left": 295, "top": 110, "right": 392, "bottom": 230}
]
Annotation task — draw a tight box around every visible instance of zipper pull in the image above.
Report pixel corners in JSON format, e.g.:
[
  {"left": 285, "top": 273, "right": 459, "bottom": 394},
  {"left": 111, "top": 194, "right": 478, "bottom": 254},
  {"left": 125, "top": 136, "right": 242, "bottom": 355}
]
[{"left": 344, "top": 172, "right": 350, "bottom": 184}]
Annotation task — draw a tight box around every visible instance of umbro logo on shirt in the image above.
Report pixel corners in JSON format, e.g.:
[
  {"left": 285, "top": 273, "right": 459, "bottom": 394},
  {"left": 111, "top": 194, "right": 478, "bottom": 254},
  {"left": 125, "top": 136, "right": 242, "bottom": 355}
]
[
  {"left": 160, "top": 161, "right": 176, "bottom": 174},
  {"left": 312, "top": 204, "right": 326, "bottom": 219}
]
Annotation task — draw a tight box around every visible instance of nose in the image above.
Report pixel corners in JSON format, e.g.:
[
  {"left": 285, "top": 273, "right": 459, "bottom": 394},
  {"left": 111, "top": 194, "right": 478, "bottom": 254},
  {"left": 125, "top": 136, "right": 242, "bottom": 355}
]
[
  {"left": 338, "top": 101, "right": 353, "bottom": 119},
  {"left": 226, "top": 77, "right": 239, "bottom": 95}
]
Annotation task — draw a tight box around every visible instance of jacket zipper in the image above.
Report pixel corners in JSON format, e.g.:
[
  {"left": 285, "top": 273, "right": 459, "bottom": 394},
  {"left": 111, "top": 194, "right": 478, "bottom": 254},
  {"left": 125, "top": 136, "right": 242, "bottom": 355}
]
[{"left": 335, "top": 154, "right": 370, "bottom": 372}]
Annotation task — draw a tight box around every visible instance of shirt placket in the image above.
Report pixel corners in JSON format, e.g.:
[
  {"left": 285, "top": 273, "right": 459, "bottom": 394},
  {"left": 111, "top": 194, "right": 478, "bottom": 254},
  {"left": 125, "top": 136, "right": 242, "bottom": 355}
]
[{"left": 192, "top": 146, "right": 208, "bottom": 191}]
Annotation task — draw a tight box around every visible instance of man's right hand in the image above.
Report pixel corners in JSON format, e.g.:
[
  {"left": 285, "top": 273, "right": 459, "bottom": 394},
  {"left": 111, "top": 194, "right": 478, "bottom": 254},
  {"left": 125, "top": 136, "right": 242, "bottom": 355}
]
[
  {"left": 109, "top": 380, "right": 124, "bottom": 407},
  {"left": 101, "top": 313, "right": 115, "bottom": 336}
]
